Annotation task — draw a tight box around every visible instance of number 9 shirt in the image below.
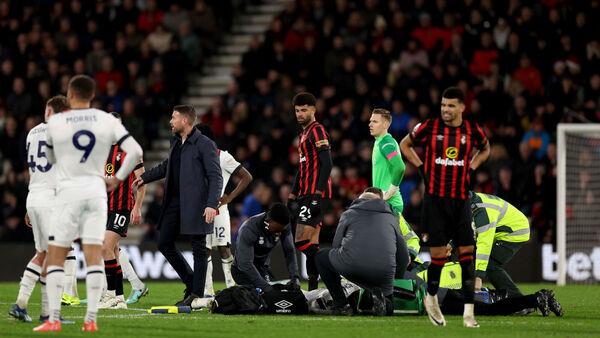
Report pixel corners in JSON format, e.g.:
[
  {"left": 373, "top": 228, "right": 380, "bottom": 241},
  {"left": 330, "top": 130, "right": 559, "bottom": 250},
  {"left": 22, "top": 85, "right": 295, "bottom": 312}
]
[{"left": 45, "top": 109, "right": 141, "bottom": 247}]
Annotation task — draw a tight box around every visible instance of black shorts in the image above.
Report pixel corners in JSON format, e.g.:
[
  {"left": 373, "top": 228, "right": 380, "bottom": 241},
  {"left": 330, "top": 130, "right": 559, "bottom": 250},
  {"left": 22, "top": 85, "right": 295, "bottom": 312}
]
[
  {"left": 421, "top": 193, "right": 474, "bottom": 247},
  {"left": 106, "top": 210, "right": 130, "bottom": 237},
  {"left": 295, "top": 195, "right": 330, "bottom": 228}
]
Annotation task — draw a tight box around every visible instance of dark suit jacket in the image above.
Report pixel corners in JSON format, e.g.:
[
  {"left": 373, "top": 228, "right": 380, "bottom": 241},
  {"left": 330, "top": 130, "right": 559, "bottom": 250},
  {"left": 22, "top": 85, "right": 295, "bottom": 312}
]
[{"left": 142, "top": 128, "right": 223, "bottom": 235}]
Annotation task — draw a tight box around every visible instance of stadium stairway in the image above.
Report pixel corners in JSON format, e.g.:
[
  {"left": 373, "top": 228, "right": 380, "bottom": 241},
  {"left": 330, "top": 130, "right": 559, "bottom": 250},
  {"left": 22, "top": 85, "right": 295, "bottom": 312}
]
[
  {"left": 184, "top": 0, "right": 292, "bottom": 112},
  {"left": 125, "top": 0, "right": 291, "bottom": 242}
]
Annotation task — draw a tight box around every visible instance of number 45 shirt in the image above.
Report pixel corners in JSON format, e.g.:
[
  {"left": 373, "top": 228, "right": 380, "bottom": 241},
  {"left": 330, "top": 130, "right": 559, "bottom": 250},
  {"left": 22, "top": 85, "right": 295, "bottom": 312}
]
[
  {"left": 46, "top": 109, "right": 132, "bottom": 202},
  {"left": 26, "top": 122, "right": 56, "bottom": 207}
]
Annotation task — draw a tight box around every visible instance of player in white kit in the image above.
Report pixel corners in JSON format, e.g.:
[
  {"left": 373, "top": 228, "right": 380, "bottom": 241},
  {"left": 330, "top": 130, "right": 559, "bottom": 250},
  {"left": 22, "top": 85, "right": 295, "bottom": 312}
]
[
  {"left": 9, "top": 96, "right": 70, "bottom": 323},
  {"left": 195, "top": 125, "right": 253, "bottom": 298},
  {"left": 33, "top": 75, "right": 143, "bottom": 333}
]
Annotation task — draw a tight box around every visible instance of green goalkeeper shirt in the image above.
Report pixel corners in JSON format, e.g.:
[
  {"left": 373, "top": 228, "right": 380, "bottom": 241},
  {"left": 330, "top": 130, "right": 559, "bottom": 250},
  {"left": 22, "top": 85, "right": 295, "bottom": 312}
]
[{"left": 372, "top": 133, "right": 405, "bottom": 213}]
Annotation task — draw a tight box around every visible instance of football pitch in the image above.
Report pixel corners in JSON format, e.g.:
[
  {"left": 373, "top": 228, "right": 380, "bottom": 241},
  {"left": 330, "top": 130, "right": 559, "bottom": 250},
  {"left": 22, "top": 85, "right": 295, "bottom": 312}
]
[{"left": 1, "top": 282, "right": 599, "bottom": 338}]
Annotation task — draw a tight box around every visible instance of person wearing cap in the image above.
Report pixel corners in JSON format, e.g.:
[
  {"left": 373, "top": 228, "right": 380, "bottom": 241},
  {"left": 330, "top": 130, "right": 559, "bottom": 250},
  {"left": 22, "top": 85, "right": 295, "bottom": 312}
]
[{"left": 231, "top": 203, "right": 299, "bottom": 293}]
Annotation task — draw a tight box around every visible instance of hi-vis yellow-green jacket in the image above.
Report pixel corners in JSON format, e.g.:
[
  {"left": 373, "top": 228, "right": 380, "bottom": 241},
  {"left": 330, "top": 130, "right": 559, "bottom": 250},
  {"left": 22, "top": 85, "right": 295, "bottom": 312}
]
[{"left": 470, "top": 192, "right": 530, "bottom": 277}]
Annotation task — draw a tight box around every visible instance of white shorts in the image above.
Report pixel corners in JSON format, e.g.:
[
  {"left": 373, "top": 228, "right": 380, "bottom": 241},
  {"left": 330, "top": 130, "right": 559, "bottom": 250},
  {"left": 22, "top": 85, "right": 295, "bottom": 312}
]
[
  {"left": 28, "top": 205, "right": 56, "bottom": 252},
  {"left": 206, "top": 205, "right": 231, "bottom": 249},
  {"left": 49, "top": 197, "right": 107, "bottom": 248}
]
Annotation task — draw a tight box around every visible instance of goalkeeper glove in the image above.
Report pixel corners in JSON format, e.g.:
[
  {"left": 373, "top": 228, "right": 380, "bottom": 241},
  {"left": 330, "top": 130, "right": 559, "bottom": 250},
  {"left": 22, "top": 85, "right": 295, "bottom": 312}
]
[{"left": 383, "top": 185, "right": 399, "bottom": 200}]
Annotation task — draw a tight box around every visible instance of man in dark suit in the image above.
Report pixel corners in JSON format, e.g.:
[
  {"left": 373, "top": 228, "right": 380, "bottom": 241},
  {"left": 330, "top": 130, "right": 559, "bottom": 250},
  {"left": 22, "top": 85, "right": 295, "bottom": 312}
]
[{"left": 133, "top": 105, "right": 222, "bottom": 305}]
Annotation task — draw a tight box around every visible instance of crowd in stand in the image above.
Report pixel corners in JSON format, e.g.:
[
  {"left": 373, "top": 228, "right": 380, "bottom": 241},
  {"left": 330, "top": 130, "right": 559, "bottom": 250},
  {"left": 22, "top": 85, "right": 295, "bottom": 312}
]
[
  {"left": 0, "top": 0, "right": 230, "bottom": 241},
  {"left": 203, "top": 0, "right": 599, "bottom": 245},
  {"left": 2, "top": 0, "right": 599, "bottom": 246}
]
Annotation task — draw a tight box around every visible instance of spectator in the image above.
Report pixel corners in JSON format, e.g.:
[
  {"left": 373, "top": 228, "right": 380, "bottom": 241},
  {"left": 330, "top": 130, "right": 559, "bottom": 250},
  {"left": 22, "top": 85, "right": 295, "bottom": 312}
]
[
  {"left": 163, "top": 3, "right": 189, "bottom": 33},
  {"left": 178, "top": 21, "right": 201, "bottom": 69},
  {"left": 240, "top": 181, "right": 272, "bottom": 221},
  {"left": 95, "top": 56, "right": 124, "bottom": 94},
  {"left": 397, "top": 40, "right": 429, "bottom": 73},
  {"left": 522, "top": 118, "right": 551, "bottom": 160},
  {"left": 469, "top": 32, "right": 499, "bottom": 77},
  {"left": 7, "top": 78, "right": 33, "bottom": 120},
  {"left": 147, "top": 24, "right": 173, "bottom": 54},
  {"left": 512, "top": 55, "right": 543, "bottom": 96},
  {"left": 137, "top": 0, "right": 164, "bottom": 34}
]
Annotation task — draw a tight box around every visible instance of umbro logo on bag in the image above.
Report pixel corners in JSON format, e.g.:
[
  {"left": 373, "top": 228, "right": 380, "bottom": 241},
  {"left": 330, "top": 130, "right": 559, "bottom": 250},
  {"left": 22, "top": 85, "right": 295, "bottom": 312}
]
[{"left": 274, "top": 300, "right": 293, "bottom": 313}]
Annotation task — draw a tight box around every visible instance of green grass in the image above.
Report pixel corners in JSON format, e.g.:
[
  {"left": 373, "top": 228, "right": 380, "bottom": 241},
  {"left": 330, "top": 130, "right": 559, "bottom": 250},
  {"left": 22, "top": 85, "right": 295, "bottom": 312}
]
[{"left": 1, "top": 282, "right": 599, "bottom": 337}]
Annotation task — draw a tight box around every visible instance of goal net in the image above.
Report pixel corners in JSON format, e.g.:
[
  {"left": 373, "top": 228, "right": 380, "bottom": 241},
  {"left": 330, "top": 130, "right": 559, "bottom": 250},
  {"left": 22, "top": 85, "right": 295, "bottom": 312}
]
[{"left": 557, "top": 124, "right": 600, "bottom": 285}]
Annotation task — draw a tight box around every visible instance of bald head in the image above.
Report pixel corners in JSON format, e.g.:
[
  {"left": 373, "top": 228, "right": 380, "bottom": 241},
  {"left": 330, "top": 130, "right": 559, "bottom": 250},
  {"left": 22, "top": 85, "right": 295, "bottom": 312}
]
[{"left": 358, "top": 192, "right": 381, "bottom": 200}]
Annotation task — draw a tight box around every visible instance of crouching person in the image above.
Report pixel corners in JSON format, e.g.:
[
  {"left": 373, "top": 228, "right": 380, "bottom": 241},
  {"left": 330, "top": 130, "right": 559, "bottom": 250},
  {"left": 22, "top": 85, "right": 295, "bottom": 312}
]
[
  {"left": 231, "top": 203, "right": 300, "bottom": 293},
  {"left": 316, "top": 188, "right": 409, "bottom": 315}
]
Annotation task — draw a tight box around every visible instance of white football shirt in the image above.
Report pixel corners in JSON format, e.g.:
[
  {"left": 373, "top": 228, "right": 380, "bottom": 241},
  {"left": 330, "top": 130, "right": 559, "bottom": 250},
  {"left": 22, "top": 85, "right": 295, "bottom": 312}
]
[
  {"left": 219, "top": 150, "right": 241, "bottom": 195},
  {"left": 46, "top": 108, "right": 130, "bottom": 201},
  {"left": 25, "top": 123, "right": 57, "bottom": 206}
]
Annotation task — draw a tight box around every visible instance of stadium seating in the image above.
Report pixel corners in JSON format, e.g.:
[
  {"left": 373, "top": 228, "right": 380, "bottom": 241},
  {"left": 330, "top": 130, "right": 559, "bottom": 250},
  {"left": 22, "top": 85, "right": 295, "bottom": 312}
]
[{"left": 1, "top": 0, "right": 599, "bottom": 247}]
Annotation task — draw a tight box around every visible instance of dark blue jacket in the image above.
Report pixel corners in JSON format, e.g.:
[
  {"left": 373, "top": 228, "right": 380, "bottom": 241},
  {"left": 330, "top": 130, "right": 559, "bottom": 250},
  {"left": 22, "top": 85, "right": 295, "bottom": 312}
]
[
  {"left": 142, "top": 128, "right": 222, "bottom": 235},
  {"left": 232, "top": 212, "right": 298, "bottom": 292}
]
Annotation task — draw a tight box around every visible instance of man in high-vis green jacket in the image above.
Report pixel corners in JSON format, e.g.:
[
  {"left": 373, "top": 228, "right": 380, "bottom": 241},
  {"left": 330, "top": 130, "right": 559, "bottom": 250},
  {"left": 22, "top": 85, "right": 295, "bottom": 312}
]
[{"left": 470, "top": 192, "right": 530, "bottom": 297}]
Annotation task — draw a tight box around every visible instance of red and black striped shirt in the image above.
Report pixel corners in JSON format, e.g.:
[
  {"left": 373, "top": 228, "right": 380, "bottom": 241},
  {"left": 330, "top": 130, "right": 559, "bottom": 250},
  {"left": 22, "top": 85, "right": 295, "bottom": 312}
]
[
  {"left": 294, "top": 121, "right": 332, "bottom": 198},
  {"left": 105, "top": 144, "right": 144, "bottom": 212},
  {"left": 410, "top": 118, "right": 488, "bottom": 200}
]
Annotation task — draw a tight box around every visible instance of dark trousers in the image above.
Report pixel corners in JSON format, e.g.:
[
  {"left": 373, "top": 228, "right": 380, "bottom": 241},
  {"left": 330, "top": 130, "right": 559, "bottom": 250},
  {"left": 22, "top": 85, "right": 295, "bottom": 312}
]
[
  {"left": 487, "top": 241, "right": 523, "bottom": 297},
  {"left": 441, "top": 289, "right": 537, "bottom": 315},
  {"left": 157, "top": 200, "right": 208, "bottom": 297},
  {"left": 315, "top": 249, "right": 347, "bottom": 307}
]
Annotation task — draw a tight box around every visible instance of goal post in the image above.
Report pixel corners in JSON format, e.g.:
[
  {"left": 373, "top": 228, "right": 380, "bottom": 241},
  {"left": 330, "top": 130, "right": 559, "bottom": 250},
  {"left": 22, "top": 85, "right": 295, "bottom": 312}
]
[{"left": 556, "top": 123, "right": 600, "bottom": 285}]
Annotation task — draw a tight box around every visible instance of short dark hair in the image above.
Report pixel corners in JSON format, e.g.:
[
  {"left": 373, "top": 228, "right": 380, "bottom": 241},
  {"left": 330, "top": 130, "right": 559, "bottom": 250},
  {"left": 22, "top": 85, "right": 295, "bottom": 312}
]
[
  {"left": 195, "top": 123, "right": 214, "bottom": 140},
  {"left": 110, "top": 112, "right": 121, "bottom": 120},
  {"left": 173, "top": 105, "right": 196, "bottom": 125},
  {"left": 292, "top": 92, "right": 317, "bottom": 107},
  {"left": 442, "top": 87, "right": 465, "bottom": 103},
  {"left": 46, "top": 95, "right": 69, "bottom": 113},
  {"left": 371, "top": 108, "right": 392, "bottom": 123},
  {"left": 363, "top": 187, "right": 384, "bottom": 198},
  {"left": 68, "top": 75, "right": 96, "bottom": 101},
  {"left": 267, "top": 203, "right": 290, "bottom": 225}
]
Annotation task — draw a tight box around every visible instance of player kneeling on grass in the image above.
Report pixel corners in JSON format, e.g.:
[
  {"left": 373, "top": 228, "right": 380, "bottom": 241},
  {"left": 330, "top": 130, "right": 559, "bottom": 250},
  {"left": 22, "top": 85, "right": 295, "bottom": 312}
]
[
  {"left": 315, "top": 189, "right": 409, "bottom": 316},
  {"left": 470, "top": 192, "right": 530, "bottom": 298}
]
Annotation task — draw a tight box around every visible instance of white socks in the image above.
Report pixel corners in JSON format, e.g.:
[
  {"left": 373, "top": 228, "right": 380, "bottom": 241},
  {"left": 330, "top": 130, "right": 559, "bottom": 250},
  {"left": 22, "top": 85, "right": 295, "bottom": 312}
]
[
  {"left": 204, "top": 255, "right": 235, "bottom": 295},
  {"left": 63, "top": 251, "right": 77, "bottom": 297},
  {"left": 222, "top": 256, "right": 235, "bottom": 288},
  {"left": 40, "top": 276, "right": 49, "bottom": 317},
  {"left": 119, "top": 249, "right": 144, "bottom": 290},
  {"left": 464, "top": 303, "right": 475, "bottom": 317},
  {"left": 46, "top": 265, "right": 65, "bottom": 322},
  {"left": 204, "top": 258, "right": 214, "bottom": 296},
  {"left": 85, "top": 265, "right": 104, "bottom": 323},
  {"left": 16, "top": 262, "right": 41, "bottom": 308}
]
